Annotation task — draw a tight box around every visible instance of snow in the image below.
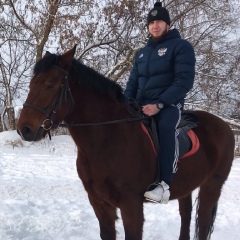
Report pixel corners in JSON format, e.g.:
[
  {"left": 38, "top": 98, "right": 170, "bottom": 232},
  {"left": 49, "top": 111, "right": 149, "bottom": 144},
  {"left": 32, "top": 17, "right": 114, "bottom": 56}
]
[{"left": 0, "top": 131, "right": 239, "bottom": 240}]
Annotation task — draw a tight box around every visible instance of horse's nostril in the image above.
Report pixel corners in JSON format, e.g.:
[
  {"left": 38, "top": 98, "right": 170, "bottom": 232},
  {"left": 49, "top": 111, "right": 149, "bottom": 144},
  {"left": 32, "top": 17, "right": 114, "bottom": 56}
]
[
  {"left": 18, "top": 126, "right": 34, "bottom": 141},
  {"left": 22, "top": 126, "right": 32, "bottom": 135}
]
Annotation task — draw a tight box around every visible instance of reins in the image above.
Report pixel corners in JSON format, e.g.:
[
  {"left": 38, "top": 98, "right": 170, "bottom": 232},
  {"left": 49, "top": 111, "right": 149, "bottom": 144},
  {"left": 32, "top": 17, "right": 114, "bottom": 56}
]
[
  {"left": 53, "top": 116, "right": 149, "bottom": 128},
  {"left": 53, "top": 97, "right": 149, "bottom": 128}
]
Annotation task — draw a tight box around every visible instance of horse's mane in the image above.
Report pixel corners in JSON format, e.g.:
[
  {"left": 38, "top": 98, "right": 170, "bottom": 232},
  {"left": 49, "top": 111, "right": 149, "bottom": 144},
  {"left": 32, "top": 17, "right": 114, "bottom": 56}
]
[{"left": 33, "top": 53, "right": 125, "bottom": 102}]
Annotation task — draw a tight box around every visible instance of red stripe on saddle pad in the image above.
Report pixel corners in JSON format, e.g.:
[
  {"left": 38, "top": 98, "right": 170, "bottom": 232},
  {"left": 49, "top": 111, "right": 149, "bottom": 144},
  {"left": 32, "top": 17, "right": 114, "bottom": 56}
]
[
  {"left": 181, "top": 129, "right": 200, "bottom": 159},
  {"left": 141, "top": 123, "right": 158, "bottom": 156},
  {"left": 141, "top": 123, "right": 200, "bottom": 159}
]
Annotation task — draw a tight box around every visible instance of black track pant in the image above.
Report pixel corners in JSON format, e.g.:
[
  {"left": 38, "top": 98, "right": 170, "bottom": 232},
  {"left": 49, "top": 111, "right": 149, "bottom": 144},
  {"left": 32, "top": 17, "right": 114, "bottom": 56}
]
[{"left": 155, "top": 105, "right": 181, "bottom": 185}]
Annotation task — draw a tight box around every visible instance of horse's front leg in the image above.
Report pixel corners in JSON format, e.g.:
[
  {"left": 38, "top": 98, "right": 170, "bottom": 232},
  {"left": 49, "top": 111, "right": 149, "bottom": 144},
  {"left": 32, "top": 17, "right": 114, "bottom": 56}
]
[
  {"left": 119, "top": 192, "right": 144, "bottom": 240},
  {"left": 88, "top": 195, "right": 117, "bottom": 240}
]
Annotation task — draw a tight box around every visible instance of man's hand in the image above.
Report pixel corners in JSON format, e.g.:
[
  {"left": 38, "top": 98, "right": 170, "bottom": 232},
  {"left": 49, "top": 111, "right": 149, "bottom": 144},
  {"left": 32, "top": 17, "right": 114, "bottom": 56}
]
[{"left": 142, "top": 104, "right": 160, "bottom": 116}]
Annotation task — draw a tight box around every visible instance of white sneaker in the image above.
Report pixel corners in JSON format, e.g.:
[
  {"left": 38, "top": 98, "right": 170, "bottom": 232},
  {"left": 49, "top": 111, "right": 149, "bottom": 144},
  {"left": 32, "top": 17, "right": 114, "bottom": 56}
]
[{"left": 144, "top": 181, "right": 170, "bottom": 204}]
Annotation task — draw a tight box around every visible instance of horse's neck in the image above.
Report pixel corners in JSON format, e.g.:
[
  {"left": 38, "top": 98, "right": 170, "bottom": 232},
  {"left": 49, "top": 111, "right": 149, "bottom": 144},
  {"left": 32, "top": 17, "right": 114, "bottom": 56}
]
[
  {"left": 68, "top": 86, "right": 128, "bottom": 123},
  {"left": 66, "top": 87, "right": 128, "bottom": 152}
]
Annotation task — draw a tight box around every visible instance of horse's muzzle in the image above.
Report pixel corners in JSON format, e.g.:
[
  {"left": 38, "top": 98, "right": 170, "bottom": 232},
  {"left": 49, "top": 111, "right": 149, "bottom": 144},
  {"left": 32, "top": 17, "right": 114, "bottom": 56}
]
[{"left": 17, "top": 126, "right": 42, "bottom": 142}]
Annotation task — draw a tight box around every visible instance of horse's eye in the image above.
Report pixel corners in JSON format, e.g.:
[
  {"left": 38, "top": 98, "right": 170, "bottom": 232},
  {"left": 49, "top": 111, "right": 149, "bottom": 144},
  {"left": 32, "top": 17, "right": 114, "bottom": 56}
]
[{"left": 47, "top": 84, "right": 54, "bottom": 89}]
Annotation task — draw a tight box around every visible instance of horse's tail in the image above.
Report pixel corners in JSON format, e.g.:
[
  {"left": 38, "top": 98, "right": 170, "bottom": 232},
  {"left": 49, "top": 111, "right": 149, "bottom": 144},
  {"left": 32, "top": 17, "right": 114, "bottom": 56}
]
[{"left": 194, "top": 193, "right": 218, "bottom": 240}]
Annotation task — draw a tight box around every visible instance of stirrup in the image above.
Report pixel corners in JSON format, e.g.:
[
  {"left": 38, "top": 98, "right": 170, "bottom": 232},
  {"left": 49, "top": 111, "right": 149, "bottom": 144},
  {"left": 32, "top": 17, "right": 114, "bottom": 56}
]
[
  {"left": 145, "top": 182, "right": 160, "bottom": 192},
  {"left": 145, "top": 196, "right": 161, "bottom": 204}
]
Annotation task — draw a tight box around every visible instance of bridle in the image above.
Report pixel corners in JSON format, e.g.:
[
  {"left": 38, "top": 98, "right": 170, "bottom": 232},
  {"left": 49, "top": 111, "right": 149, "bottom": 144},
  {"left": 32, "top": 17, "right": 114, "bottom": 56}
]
[
  {"left": 22, "top": 65, "right": 75, "bottom": 140},
  {"left": 22, "top": 65, "right": 148, "bottom": 140}
]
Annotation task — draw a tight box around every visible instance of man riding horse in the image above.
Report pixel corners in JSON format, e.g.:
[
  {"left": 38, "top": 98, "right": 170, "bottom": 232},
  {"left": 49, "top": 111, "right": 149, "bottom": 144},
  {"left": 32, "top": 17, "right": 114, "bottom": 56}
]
[{"left": 124, "top": 1, "right": 196, "bottom": 203}]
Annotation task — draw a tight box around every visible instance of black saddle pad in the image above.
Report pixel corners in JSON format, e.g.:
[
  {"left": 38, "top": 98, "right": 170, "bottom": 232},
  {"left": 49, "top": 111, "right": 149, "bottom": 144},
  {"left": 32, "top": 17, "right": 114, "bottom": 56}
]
[{"left": 178, "top": 112, "right": 199, "bottom": 130}]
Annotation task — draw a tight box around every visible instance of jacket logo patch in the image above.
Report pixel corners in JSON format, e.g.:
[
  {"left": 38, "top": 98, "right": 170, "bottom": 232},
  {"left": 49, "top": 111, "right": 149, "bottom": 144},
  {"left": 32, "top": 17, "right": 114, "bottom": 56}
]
[
  {"left": 158, "top": 48, "right": 167, "bottom": 56},
  {"left": 139, "top": 53, "right": 144, "bottom": 58}
]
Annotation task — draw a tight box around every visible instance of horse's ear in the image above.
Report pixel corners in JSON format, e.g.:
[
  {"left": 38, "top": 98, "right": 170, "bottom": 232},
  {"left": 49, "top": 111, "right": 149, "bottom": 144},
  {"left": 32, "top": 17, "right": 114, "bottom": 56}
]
[
  {"left": 58, "top": 45, "right": 77, "bottom": 69},
  {"left": 44, "top": 51, "right": 51, "bottom": 57}
]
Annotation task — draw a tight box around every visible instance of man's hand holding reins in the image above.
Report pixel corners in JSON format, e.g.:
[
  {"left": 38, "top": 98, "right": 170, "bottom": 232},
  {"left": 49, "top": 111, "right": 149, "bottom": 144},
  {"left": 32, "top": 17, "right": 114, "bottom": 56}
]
[{"left": 142, "top": 104, "right": 160, "bottom": 116}]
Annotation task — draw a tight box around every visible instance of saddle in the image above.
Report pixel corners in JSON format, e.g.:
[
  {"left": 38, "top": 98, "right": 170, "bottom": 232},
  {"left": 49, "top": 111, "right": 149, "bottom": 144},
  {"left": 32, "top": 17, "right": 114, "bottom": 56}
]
[
  {"left": 128, "top": 98, "right": 200, "bottom": 159},
  {"left": 141, "top": 112, "right": 199, "bottom": 159}
]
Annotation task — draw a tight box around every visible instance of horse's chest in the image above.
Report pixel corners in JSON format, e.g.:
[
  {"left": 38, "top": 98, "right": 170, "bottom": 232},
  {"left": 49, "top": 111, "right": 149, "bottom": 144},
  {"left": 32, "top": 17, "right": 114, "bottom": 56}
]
[{"left": 76, "top": 155, "right": 118, "bottom": 203}]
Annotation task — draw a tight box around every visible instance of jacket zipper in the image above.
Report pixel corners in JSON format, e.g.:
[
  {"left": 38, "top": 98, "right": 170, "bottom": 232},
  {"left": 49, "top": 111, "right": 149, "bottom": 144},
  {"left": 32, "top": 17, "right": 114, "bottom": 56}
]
[{"left": 142, "top": 46, "right": 155, "bottom": 100}]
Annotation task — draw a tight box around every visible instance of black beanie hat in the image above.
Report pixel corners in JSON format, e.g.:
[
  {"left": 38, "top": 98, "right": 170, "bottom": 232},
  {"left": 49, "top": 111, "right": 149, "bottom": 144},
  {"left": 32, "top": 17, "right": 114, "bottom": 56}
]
[{"left": 147, "top": 2, "right": 170, "bottom": 26}]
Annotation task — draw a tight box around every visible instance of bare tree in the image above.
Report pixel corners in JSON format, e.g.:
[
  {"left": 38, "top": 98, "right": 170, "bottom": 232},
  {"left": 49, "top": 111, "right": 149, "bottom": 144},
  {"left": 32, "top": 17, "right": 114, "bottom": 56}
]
[
  {"left": 0, "top": 3, "right": 35, "bottom": 130},
  {"left": 0, "top": 0, "right": 239, "bottom": 131}
]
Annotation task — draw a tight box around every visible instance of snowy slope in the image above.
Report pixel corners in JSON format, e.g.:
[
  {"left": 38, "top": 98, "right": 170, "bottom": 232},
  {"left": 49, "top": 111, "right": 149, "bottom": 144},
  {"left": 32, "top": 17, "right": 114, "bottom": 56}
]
[{"left": 0, "top": 131, "right": 239, "bottom": 240}]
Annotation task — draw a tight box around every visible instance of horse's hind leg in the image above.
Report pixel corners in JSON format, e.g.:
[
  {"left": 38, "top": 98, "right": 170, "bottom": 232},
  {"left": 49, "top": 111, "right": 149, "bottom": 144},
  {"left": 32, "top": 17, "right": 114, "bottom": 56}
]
[
  {"left": 178, "top": 194, "right": 192, "bottom": 240},
  {"left": 119, "top": 193, "right": 144, "bottom": 240},
  {"left": 195, "top": 175, "right": 226, "bottom": 240},
  {"left": 88, "top": 195, "right": 117, "bottom": 240}
]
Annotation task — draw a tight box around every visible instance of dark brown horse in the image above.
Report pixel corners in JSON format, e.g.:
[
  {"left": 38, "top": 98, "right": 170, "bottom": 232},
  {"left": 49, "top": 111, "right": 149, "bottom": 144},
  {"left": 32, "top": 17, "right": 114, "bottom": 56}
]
[{"left": 17, "top": 46, "right": 235, "bottom": 240}]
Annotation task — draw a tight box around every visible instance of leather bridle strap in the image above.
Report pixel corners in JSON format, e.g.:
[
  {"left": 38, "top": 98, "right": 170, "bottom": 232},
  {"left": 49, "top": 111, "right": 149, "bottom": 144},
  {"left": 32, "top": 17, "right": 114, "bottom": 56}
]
[{"left": 22, "top": 65, "right": 74, "bottom": 140}]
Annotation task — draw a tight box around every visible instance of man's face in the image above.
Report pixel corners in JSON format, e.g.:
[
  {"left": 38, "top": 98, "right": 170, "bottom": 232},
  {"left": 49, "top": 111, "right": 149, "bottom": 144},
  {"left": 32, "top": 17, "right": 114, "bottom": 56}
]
[{"left": 148, "top": 20, "right": 169, "bottom": 40}]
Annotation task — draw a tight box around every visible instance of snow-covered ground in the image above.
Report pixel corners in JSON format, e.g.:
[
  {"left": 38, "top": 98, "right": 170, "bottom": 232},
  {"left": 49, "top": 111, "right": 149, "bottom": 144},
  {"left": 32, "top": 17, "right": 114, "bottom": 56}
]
[{"left": 0, "top": 131, "right": 239, "bottom": 240}]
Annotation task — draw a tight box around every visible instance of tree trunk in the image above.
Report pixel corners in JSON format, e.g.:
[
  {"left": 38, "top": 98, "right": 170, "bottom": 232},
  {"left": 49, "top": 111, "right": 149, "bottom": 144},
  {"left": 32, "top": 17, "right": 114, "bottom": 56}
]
[
  {"left": 0, "top": 113, "right": 4, "bottom": 132},
  {"left": 6, "top": 106, "right": 16, "bottom": 130}
]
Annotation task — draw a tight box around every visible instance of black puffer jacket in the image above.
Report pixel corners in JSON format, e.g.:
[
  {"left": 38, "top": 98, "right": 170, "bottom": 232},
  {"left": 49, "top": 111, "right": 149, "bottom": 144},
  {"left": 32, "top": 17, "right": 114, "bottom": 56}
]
[{"left": 124, "top": 29, "right": 195, "bottom": 107}]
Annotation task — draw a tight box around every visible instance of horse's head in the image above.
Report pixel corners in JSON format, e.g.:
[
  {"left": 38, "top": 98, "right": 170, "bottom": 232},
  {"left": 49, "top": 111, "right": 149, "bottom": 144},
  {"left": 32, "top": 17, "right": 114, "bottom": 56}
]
[{"left": 17, "top": 45, "right": 77, "bottom": 141}]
